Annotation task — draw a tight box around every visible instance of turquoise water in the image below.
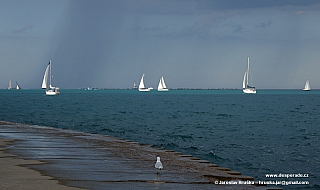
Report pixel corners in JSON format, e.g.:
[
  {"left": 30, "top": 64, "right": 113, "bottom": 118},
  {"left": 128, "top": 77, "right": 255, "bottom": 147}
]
[{"left": 0, "top": 89, "right": 319, "bottom": 189}]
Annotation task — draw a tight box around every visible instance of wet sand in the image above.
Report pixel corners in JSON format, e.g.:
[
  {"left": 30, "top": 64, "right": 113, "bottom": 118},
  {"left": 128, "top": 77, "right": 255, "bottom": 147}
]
[
  {"left": 0, "top": 139, "right": 83, "bottom": 190},
  {"left": 0, "top": 121, "right": 277, "bottom": 190}
]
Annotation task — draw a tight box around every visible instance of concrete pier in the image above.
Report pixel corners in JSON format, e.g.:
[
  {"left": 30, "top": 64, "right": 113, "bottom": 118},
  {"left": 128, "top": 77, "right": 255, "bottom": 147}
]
[{"left": 0, "top": 121, "right": 278, "bottom": 190}]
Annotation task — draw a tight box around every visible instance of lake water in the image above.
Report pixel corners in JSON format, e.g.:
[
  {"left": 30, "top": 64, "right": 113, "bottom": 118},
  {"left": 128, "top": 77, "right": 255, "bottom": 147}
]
[{"left": 0, "top": 89, "right": 319, "bottom": 189}]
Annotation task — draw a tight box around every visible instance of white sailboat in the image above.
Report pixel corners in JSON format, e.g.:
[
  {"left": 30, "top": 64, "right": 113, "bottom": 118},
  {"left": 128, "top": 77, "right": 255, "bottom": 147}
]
[
  {"left": 132, "top": 81, "right": 138, "bottom": 89},
  {"left": 157, "top": 76, "right": 169, "bottom": 91},
  {"left": 7, "top": 79, "right": 13, "bottom": 89},
  {"left": 138, "top": 74, "right": 152, "bottom": 91},
  {"left": 303, "top": 80, "right": 310, "bottom": 91},
  {"left": 7, "top": 79, "right": 20, "bottom": 89},
  {"left": 16, "top": 81, "right": 21, "bottom": 89},
  {"left": 242, "top": 57, "right": 256, "bottom": 94},
  {"left": 42, "top": 60, "right": 60, "bottom": 95}
]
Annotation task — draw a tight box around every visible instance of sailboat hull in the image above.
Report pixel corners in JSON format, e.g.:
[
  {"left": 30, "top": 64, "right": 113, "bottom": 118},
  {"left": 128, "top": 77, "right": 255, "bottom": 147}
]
[
  {"left": 158, "top": 88, "right": 169, "bottom": 92},
  {"left": 138, "top": 88, "right": 150, "bottom": 92},
  {"left": 46, "top": 91, "right": 60, "bottom": 95},
  {"left": 46, "top": 88, "right": 60, "bottom": 95},
  {"left": 46, "top": 92, "right": 59, "bottom": 95},
  {"left": 243, "top": 88, "right": 256, "bottom": 94}
]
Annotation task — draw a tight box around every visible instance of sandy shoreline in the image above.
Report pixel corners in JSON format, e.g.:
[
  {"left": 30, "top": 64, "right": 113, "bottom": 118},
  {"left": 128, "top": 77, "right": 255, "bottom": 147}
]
[
  {"left": 0, "top": 121, "right": 275, "bottom": 190},
  {"left": 0, "top": 139, "right": 83, "bottom": 190}
]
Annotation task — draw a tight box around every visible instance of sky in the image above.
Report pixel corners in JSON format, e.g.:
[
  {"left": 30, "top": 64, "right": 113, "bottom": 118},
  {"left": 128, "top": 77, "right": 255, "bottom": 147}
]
[{"left": 1, "top": 0, "right": 320, "bottom": 89}]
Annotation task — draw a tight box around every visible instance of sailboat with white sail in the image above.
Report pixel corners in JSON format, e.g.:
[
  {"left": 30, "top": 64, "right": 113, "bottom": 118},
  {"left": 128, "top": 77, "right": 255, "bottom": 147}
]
[
  {"left": 138, "top": 74, "right": 152, "bottom": 92},
  {"left": 7, "top": 79, "right": 13, "bottom": 89},
  {"left": 157, "top": 76, "right": 169, "bottom": 91},
  {"left": 16, "top": 81, "right": 21, "bottom": 89},
  {"left": 242, "top": 57, "right": 256, "bottom": 94},
  {"left": 42, "top": 60, "right": 60, "bottom": 95},
  {"left": 7, "top": 79, "right": 21, "bottom": 89},
  {"left": 132, "top": 81, "right": 138, "bottom": 89},
  {"left": 303, "top": 80, "right": 310, "bottom": 91}
]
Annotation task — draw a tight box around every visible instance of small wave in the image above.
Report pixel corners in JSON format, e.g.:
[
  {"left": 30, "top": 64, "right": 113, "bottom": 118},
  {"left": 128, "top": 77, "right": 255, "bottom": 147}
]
[
  {"left": 90, "top": 123, "right": 99, "bottom": 127},
  {"left": 154, "top": 142, "right": 179, "bottom": 150},
  {"left": 208, "top": 151, "right": 228, "bottom": 161},
  {"left": 193, "top": 111, "right": 207, "bottom": 114},
  {"left": 182, "top": 145, "right": 199, "bottom": 151},
  {"left": 304, "top": 142, "right": 311, "bottom": 146},
  {"left": 216, "top": 113, "right": 232, "bottom": 117},
  {"left": 165, "top": 142, "right": 179, "bottom": 149},
  {"left": 179, "top": 135, "right": 193, "bottom": 139},
  {"left": 100, "top": 128, "right": 114, "bottom": 133},
  {"left": 290, "top": 135, "right": 310, "bottom": 140},
  {"left": 169, "top": 134, "right": 194, "bottom": 140}
]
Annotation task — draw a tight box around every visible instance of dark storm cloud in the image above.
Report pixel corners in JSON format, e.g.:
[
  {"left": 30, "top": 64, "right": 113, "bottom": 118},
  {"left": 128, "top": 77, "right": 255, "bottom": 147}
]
[
  {"left": 2, "top": 0, "right": 319, "bottom": 89},
  {"left": 52, "top": 1, "right": 125, "bottom": 88}
]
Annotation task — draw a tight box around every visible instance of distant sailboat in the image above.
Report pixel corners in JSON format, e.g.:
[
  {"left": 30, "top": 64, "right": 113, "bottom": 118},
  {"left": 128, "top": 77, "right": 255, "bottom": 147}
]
[
  {"left": 7, "top": 79, "right": 13, "bottom": 89},
  {"left": 157, "top": 76, "right": 169, "bottom": 91},
  {"left": 303, "top": 80, "right": 310, "bottom": 91},
  {"left": 132, "top": 81, "right": 138, "bottom": 89},
  {"left": 138, "top": 74, "right": 152, "bottom": 92},
  {"left": 16, "top": 81, "right": 21, "bottom": 89},
  {"left": 42, "top": 60, "right": 60, "bottom": 95},
  {"left": 7, "top": 79, "right": 20, "bottom": 89},
  {"left": 242, "top": 57, "right": 256, "bottom": 94}
]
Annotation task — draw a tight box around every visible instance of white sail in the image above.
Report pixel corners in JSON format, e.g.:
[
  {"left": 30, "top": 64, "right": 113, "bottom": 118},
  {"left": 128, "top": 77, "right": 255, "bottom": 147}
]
[
  {"left": 8, "top": 79, "right": 12, "bottom": 89},
  {"left": 42, "top": 62, "right": 50, "bottom": 89},
  {"left": 303, "top": 80, "right": 310, "bottom": 91},
  {"left": 139, "top": 74, "right": 145, "bottom": 89},
  {"left": 158, "top": 78, "right": 163, "bottom": 90},
  {"left": 242, "top": 70, "right": 247, "bottom": 89},
  {"left": 138, "top": 74, "right": 151, "bottom": 91},
  {"left": 158, "top": 76, "right": 169, "bottom": 91},
  {"left": 16, "top": 81, "right": 21, "bottom": 89},
  {"left": 161, "top": 77, "right": 167, "bottom": 89}
]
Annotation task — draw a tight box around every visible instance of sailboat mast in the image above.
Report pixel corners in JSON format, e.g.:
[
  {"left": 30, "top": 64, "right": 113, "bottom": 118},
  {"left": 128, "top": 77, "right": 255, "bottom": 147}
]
[
  {"left": 49, "top": 60, "right": 52, "bottom": 87},
  {"left": 246, "top": 57, "right": 249, "bottom": 86}
]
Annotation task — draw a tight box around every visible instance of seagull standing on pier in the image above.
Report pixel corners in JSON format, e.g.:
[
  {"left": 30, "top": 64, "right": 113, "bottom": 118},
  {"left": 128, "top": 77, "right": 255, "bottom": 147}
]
[{"left": 155, "top": 156, "right": 163, "bottom": 174}]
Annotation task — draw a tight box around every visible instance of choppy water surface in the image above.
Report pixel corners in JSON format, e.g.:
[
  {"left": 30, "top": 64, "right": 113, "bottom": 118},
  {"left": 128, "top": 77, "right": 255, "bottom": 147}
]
[{"left": 0, "top": 89, "right": 319, "bottom": 189}]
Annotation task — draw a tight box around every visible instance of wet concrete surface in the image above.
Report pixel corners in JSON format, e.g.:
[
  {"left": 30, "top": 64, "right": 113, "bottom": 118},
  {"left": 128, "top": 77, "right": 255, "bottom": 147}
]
[{"left": 0, "top": 121, "right": 275, "bottom": 190}]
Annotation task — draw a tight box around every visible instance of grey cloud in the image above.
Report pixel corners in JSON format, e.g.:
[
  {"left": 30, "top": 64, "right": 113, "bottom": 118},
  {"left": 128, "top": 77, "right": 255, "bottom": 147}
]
[
  {"left": 12, "top": 25, "right": 34, "bottom": 34},
  {"left": 232, "top": 25, "right": 244, "bottom": 33},
  {"left": 195, "top": 0, "right": 320, "bottom": 10},
  {"left": 255, "top": 20, "right": 273, "bottom": 28}
]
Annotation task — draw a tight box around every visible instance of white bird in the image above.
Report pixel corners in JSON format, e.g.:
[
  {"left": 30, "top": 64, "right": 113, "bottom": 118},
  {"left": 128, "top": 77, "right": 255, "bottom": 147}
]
[{"left": 155, "top": 156, "right": 163, "bottom": 173}]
